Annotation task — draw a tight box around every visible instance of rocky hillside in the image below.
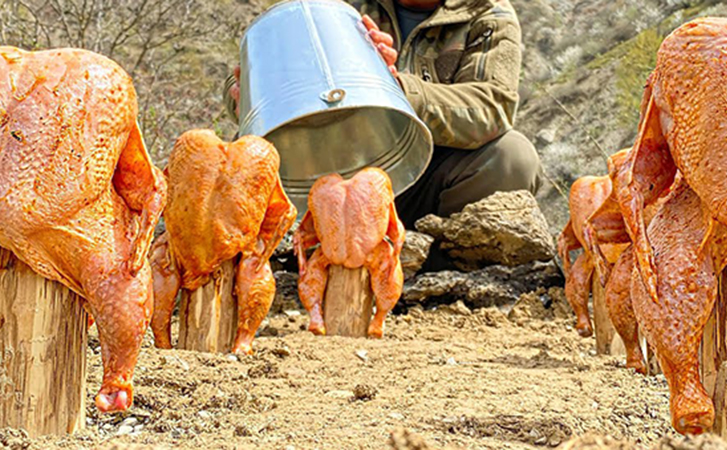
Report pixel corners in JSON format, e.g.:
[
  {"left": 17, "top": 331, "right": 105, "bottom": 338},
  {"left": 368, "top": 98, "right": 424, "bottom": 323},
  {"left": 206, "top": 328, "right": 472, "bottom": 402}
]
[
  {"left": 512, "top": 0, "right": 727, "bottom": 234},
  {"left": 2, "top": 0, "right": 725, "bottom": 233}
]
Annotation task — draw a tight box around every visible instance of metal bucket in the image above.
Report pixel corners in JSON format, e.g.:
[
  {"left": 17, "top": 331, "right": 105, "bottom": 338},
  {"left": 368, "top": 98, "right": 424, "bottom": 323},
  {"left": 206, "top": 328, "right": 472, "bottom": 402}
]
[{"left": 238, "top": 0, "right": 433, "bottom": 217}]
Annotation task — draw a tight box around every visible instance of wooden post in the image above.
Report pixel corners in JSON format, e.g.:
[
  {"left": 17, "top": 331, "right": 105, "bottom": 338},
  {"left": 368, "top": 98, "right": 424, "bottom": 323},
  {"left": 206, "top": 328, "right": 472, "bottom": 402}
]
[
  {"left": 177, "top": 259, "right": 237, "bottom": 353},
  {"left": 592, "top": 266, "right": 616, "bottom": 354},
  {"left": 323, "top": 266, "right": 374, "bottom": 337},
  {"left": 701, "top": 270, "right": 727, "bottom": 436},
  {"left": 0, "top": 249, "right": 87, "bottom": 437}
]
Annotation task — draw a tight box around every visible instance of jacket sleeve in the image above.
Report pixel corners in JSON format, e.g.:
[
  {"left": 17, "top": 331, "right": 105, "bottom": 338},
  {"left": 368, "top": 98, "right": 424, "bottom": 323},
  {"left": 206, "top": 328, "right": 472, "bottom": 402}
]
[{"left": 397, "top": 8, "right": 522, "bottom": 150}]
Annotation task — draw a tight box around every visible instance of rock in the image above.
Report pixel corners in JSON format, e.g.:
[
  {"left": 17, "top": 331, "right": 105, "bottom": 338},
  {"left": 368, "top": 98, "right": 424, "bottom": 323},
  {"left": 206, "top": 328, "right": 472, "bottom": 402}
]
[
  {"left": 271, "top": 271, "right": 300, "bottom": 314},
  {"left": 117, "top": 425, "right": 134, "bottom": 435},
  {"left": 121, "top": 417, "right": 138, "bottom": 427},
  {"left": 654, "top": 434, "right": 727, "bottom": 450},
  {"left": 555, "top": 433, "right": 635, "bottom": 449},
  {"left": 400, "top": 231, "right": 434, "bottom": 279},
  {"left": 352, "top": 384, "right": 378, "bottom": 401},
  {"left": 355, "top": 349, "right": 369, "bottom": 362},
  {"left": 325, "top": 390, "right": 354, "bottom": 399},
  {"left": 438, "top": 301, "right": 471, "bottom": 316},
  {"left": 388, "top": 428, "right": 440, "bottom": 450},
  {"left": 415, "top": 191, "right": 555, "bottom": 270},
  {"left": 402, "top": 260, "right": 563, "bottom": 309}
]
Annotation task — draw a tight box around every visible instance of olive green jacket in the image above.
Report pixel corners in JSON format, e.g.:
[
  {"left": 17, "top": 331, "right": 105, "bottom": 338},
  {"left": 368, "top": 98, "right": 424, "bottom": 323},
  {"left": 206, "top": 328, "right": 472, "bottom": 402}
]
[{"left": 223, "top": 0, "right": 522, "bottom": 150}]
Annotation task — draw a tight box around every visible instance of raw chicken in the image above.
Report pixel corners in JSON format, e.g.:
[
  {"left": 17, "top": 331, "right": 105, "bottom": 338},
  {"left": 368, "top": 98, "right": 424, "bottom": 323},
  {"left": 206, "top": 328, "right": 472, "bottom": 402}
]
[
  {"left": 615, "top": 18, "right": 727, "bottom": 303},
  {"left": 294, "top": 168, "right": 404, "bottom": 338},
  {"left": 557, "top": 170, "right": 627, "bottom": 337},
  {"left": 150, "top": 130, "right": 296, "bottom": 355},
  {"left": 630, "top": 178, "right": 727, "bottom": 434},
  {"left": 0, "top": 47, "right": 166, "bottom": 412}
]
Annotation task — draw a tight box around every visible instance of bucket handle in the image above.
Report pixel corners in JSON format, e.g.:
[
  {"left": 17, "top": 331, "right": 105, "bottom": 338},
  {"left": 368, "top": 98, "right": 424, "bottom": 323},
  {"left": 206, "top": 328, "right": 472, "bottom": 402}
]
[{"left": 320, "top": 88, "right": 346, "bottom": 104}]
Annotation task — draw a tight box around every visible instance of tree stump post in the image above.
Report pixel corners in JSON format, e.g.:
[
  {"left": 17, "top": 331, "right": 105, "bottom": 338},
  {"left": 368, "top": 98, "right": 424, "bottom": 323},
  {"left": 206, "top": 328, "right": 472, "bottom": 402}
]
[
  {"left": 592, "top": 266, "right": 616, "bottom": 355},
  {"left": 0, "top": 249, "right": 87, "bottom": 437},
  {"left": 323, "top": 266, "right": 374, "bottom": 337},
  {"left": 701, "top": 270, "right": 727, "bottom": 437},
  {"left": 177, "top": 259, "right": 237, "bottom": 353}
]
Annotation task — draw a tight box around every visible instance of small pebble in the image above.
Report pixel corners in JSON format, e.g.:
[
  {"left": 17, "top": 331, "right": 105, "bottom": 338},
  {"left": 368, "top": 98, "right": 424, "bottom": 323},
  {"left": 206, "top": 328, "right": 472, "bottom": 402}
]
[
  {"left": 227, "top": 354, "right": 239, "bottom": 362},
  {"left": 198, "top": 410, "right": 212, "bottom": 419},
  {"left": 134, "top": 425, "right": 144, "bottom": 433},
  {"left": 121, "top": 417, "right": 138, "bottom": 427},
  {"left": 272, "top": 346, "right": 291, "bottom": 358},
  {"left": 85, "top": 418, "right": 94, "bottom": 426},
  {"left": 589, "top": 349, "right": 597, "bottom": 357},
  {"left": 325, "top": 390, "right": 354, "bottom": 399},
  {"left": 284, "top": 310, "right": 301, "bottom": 317},
  {"left": 446, "top": 357, "right": 457, "bottom": 365},
  {"left": 355, "top": 349, "right": 368, "bottom": 362},
  {"left": 117, "top": 425, "right": 134, "bottom": 435},
  {"left": 388, "top": 412, "right": 405, "bottom": 420}
]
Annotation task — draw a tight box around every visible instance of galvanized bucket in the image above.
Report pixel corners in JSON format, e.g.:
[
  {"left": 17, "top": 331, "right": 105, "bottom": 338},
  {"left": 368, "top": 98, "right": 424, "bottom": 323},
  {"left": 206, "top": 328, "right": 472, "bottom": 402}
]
[{"left": 238, "top": 0, "right": 433, "bottom": 217}]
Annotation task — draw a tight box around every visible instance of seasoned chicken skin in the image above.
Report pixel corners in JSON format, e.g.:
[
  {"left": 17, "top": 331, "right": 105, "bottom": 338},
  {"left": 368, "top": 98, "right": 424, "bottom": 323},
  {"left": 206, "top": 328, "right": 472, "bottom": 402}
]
[
  {"left": 557, "top": 171, "right": 628, "bottom": 338},
  {"left": 294, "top": 168, "right": 404, "bottom": 338},
  {"left": 615, "top": 18, "right": 727, "bottom": 303},
  {"left": 630, "top": 178, "right": 727, "bottom": 434},
  {"left": 0, "top": 47, "right": 166, "bottom": 413},
  {"left": 150, "top": 130, "right": 296, "bottom": 355}
]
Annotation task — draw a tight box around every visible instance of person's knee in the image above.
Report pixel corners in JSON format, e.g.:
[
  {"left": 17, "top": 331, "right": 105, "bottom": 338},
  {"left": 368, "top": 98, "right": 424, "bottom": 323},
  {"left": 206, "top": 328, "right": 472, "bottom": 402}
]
[
  {"left": 438, "top": 130, "right": 542, "bottom": 216},
  {"left": 486, "top": 130, "right": 542, "bottom": 193}
]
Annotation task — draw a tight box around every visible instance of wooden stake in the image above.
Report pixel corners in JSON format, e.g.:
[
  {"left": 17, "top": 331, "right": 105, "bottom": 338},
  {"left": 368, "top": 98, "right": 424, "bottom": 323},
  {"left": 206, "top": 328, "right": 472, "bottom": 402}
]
[
  {"left": 323, "top": 266, "right": 374, "bottom": 337},
  {"left": 178, "top": 259, "right": 237, "bottom": 353},
  {"left": 592, "top": 266, "right": 616, "bottom": 354},
  {"left": 701, "top": 269, "right": 727, "bottom": 436},
  {"left": 0, "top": 249, "right": 87, "bottom": 437}
]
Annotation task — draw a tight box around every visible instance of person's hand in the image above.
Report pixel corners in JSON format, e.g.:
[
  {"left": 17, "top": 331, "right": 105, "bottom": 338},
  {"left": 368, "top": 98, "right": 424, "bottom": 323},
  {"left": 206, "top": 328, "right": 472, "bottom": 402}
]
[
  {"left": 230, "top": 65, "right": 241, "bottom": 118},
  {"left": 362, "top": 14, "right": 398, "bottom": 77}
]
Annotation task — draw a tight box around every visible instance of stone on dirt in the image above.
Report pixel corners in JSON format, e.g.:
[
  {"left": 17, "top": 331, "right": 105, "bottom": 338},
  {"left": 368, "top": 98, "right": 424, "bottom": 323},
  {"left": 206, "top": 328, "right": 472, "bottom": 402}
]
[
  {"left": 402, "top": 261, "right": 563, "bottom": 308},
  {"left": 400, "top": 231, "right": 434, "bottom": 280},
  {"left": 415, "top": 190, "right": 555, "bottom": 270}
]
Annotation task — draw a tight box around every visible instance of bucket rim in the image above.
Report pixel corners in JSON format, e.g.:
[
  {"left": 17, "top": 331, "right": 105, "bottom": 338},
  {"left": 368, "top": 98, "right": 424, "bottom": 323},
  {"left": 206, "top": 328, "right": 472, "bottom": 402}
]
[
  {"left": 262, "top": 104, "right": 434, "bottom": 195},
  {"left": 243, "top": 0, "right": 361, "bottom": 38}
]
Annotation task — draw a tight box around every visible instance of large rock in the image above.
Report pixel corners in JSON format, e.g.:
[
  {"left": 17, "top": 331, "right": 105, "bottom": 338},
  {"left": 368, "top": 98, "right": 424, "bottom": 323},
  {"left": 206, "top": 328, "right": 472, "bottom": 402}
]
[
  {"left": 415, "top": 191, "right": 555, "bottom": 270},
  {"left": 400, "top": 232, "right": 434, "bottom": 280},
  {"left": 402, "top": 260, "right": 563, "bottom": 308}
]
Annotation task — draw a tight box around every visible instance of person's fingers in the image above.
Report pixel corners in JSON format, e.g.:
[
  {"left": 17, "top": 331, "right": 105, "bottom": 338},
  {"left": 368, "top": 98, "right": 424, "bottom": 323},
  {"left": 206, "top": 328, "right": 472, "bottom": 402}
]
[
  {"left": 230, "top": 84, "right": 240, "bottom": 103},
  {"left": 378, "top": 43, "right": 398, "bottom": 67},
  {"left": 234, "top": 65, "right": 241, "bottom": 80},
  {"left": 369, "top": 29, "right": 394, "bottom": 47},
  {"left": 362, "top": 14, "right": 379, "bottom": 32},
  {"left": 389, "top": 65, "right": 399, "bottom": 78}
]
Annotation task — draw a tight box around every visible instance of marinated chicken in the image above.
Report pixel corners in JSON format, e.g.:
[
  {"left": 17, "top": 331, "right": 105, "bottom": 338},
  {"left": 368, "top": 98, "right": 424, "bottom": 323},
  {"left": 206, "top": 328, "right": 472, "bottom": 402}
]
[
  {"left": 557, "top": 172, "right": 627, "bottom": 337},
  {"left": 150, "top": 130, "right": 296, "bottom": 355},
  {"left": 294, "top": 168, "right": 404, "bottom": 338},
  {"left": 0, "top": 47, "right": 166, "bottom": 412},
  {"left": 630, "top": 178, "right": 727, "bottom": 434},
  {"left": 615, "top": 18, "right": 727, "bottom": 303}
]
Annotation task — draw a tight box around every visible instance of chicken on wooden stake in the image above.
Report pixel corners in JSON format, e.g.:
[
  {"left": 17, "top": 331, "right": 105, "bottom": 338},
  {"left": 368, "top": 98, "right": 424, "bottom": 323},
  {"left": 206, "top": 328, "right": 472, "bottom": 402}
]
[
  {"left": 150, "top": 130, "right": 296, "bottom": 355},
  {"left": 557, "top": 153, "right": 629, "bottom": 338},
  {"left": 294, "top": 168, "right": 404, "bottom": 338},
  {"left": 0, "top": 47, "right": 167, "bottom": 412},
  {"left": 614, "top": 18, "right": 727, "bottom": 304}
]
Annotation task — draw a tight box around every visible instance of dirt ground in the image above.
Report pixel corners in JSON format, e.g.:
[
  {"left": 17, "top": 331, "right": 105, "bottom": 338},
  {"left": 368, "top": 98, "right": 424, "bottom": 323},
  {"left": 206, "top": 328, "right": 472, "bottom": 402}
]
[{"left": 3, "top": 288, "right": 718, "bottom": 450}]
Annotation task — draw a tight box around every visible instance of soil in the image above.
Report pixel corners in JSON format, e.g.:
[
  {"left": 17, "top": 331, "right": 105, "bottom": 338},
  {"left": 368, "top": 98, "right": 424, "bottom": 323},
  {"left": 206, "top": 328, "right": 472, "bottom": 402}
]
[{"left": 2, "top": 288, "right": 714, "bottom": 450}]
